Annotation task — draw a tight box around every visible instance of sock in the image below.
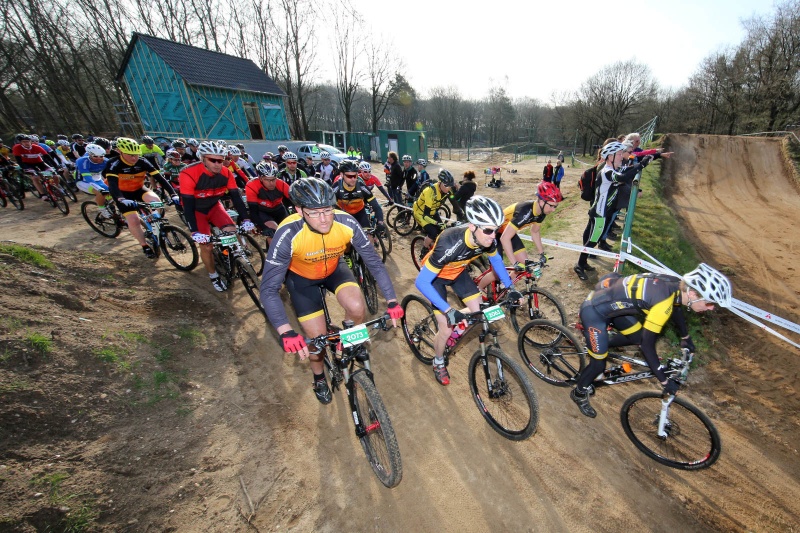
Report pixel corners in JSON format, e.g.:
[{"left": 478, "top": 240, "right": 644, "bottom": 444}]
[
  {"left": 209, "top": 272, "right": 219, "bottom": 280},
  {"left": 313, "top": 372, "right": 325, "bottom": 383},
  {"left": 433, "top": 356, "right": 445, "bottom": 366}
]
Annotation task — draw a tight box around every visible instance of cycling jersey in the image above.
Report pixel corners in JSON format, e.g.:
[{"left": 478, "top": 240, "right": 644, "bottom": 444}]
[
  {"left": 277, "top": 168, "right": 307, "bottom": 186},
  {"left": 245, "top": 178, "right": 290, "bottom": 210},
  {"left": 104, "top": 157, "right": 166, "bottom": 195},
  {"left": 333, "top": 178, "right": 376, "bottom": 215},
  {"left": 224, "top": 160, "right": 250, "bottom": 188},
  {"left": 360, "top": 174, "right": 383, "bottom": 188},
  {"left": 72, "top": 142, "right": 87, "bottom": 158},
  {"left": 140, "top": 145, "right": 164, "bottom": 158},
  {"left": 161, "top": 161, "right": 187, "bottom": 185},
  {"left": 498, "top": 201, "right": 546, "bottom": 234},
  {"left": 260, "top": 211, "right": 397, "bottom": 329},
  {"left": 75, "top": 155, "right": 107, "bottom": 180},
  {"left": 179, "top": 162, "right": 248, "bottom": 232},
  {"left": 413, "top": 183, "right": 450, "bottom": 226},
  {"left": 12, "top": 143, "right": 47, "bottom": 165}
]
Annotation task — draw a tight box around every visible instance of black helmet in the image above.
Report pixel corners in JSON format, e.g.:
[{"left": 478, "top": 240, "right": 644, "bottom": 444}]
[
  {"left": 235, "top": 143, "right": 245, "bottom": 150},
  {"left": 16, "top": 134, "right": 31, "bottom": 142},
  {"left": 338, "top": 160, "right": 358, "bottom": 174},
  {"left": 93, "top": 137, "right": 111, "bottom": 150},
  {"left": 72, "top": 133, "right": 84, "bottom": 140},
  {"left": 437, "top": 168, "right": 455, "bottom": 187},
  {"left": 141, "top": 135, "right": 154, "bottom": 144},
  {"left": 290, "top": 178, "right": 336, "bottom": 208},
  {"left": 172, "top": 140, "right": 186, "bottom": 148}
]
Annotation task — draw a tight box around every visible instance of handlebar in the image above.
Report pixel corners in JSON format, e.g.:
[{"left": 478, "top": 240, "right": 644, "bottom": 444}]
[{"left": 305, "top": 314, "right": 392, "bottom": 350}]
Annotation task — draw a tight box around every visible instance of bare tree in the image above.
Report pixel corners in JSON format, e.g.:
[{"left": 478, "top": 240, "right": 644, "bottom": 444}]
[
  {"left": 332, "top": 2, "right": 362, "bottom": 132},
  {"left": 364, "top": 38, "right": 400, "bottom": 133}
]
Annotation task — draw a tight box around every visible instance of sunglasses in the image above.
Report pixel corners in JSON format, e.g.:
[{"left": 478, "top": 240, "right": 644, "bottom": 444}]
[
  {"left": 303, "top": 207, "right": 334, "bottom": 218},
  {"left": 545, "top": 202, "right": 558, "bottom": 209},
  {"left": 478, "top": 227, "right": 497, "bottom": 235},
  {"left": 205, "top": 157, "right": 225, "bottom": 164},
  {"left": 344, "top": 173, "right": 358, "bottom": 178}
]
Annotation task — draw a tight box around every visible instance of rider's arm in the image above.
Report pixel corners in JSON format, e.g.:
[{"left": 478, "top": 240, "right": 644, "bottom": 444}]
[
  {"left": 487, "top": 250, "right": 514, "bottom": 287},
  {"left": 669, "top": 302, "right": 690, "bottom": 338},
  {"left": 415, "top": 266, "right": 451, "bottom": 313},
  {"left": 346, "top": 214, "right": 397, "bottom": 303},
  {"left": 151, "top": 171, "right": 177, "bottom": 197},
  {"left": 103, "top": 165, "right": 122, "bottom": 200},
  {"left": 366, "top": 195, "right": 383, "bottom": 222},
  {"left": 499, "top": 225, "right": 520, "bottom": 260},
  {"left": 260, "top": 221, "right": 295, "bottom": 330},
  {"left": 414, "top": 188, "right": 439, "bottom": 226},
  {"left": 640, "top": 329, "right": 668, "bottom": 383},
  {"left": 178, "top": 170, "right": 200, "bottom": 232},
  {"left": 528, "top": 222, "right": 545, "bottom": 255}
]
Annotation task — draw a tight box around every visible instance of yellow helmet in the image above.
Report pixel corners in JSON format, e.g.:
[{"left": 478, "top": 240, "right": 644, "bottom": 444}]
[{"left": 116, "top": 137, "right": 141, "bottom": 156}]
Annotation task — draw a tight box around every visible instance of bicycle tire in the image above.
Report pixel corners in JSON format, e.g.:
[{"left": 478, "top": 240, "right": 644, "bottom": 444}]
[
  {"left": 143, "top": 229, "right": 161, "bottom": 259},
  {"left": 393, "top": 210, "right": 416, "bottom": 236},
  {"left": 357, "top": 258, "right": 379, "bottom": 314},
  {"left": 160, "top": 224, "right": 199, "bottom": 271},
  {"left": 3, "top": 181, "right": 24, "bottom": 210},
  {"left": 517, "top": 320, "right": 586, "bottom": 387},
  {"left": 410, "top": 235, "right": 427, "bottom": 271},
  {"left": 236, "top": 257, "right": 266, "bottom": 315},
  {"left": 26, "top": 176, "right": 41, "bottom": 198},
  {"left": 7, "top": 192, "right": 23, "bottom": 210},
  {"left": 385, "top": 205, "right": 399, "bottom": 229},
  {"left": 382, "top": 224, "right": 393, "bottom": 254},
  {"left": 620, "top": 391, "right": 721, "bottom": 470},
  {"left": 351, "top": 372, "right": 403, "bottom": 488},
  {"left": 509, "top": 286, "right": 568, "bottom": 333},
  {"left": 59, "top": 176, "right": 78, "bottom": 202},
  {"left": 400, "top": 294, "right": 438, "bottom": 365},
  {"left": 240, "top": 233, "right": 266, "bottom": 276},
  {"left": 468, "top": 346, "right": 539, "bottom": 441},
  {"left": 50, "top": 187, "right": 69, "bottom": 215},
  {"left": 437, "top": 204, "right": 451, "bottom": 221},
  {"left": 81, "top": 201, "right": 122, "bottom": 238},
  {"left": 0, "top": 192, "right": 6, "bottom": 208}
]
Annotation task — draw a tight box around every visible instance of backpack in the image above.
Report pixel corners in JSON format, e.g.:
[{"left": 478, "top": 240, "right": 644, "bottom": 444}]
[{"left": 578, "top": 164, "right": 600, "bottom": 202}]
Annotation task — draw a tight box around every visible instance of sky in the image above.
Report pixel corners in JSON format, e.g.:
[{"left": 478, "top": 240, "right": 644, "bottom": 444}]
[{"left": 343, "top": 0, "right": 771, "bottom": 102}]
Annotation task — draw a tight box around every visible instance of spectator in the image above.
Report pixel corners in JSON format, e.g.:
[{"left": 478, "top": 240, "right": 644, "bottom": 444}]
[
  {"left": 542, "top": 160, "right": 554, "bottom": 182},
  {"left": 454, "top": 171, "right": 477, "bottom": 211},
  {"left": 553, "top": 160, "right": 564, "bottom": 189},
  {"left": 386, "top": 152, "right": 404, "bottom": 203},
  {"left": 557, "top": 151, "right": 565, "bottom": 164}
]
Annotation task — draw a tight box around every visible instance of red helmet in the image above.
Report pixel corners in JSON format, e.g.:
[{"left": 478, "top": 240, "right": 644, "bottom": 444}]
[{"left": 537, "top": 181, "right": 563, "bottom": 203}]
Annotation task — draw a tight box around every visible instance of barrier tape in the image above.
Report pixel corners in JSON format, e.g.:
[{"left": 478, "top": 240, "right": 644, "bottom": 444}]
[{"left": 730, "top": 299, "right": 800, "bottom": 336}]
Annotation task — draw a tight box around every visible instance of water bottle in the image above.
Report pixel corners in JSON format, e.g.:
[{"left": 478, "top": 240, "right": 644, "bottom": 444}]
[
  {"left": 446, "top": 322, "right": 466, "bottom": 348},
  {"left": 533, "top": 264, "right": 542, "bottom": 279}
]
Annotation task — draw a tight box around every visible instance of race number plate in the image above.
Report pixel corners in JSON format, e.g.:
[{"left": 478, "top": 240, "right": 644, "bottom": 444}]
[
  {"left": 219, "top": 235, "right": 238, "bottom": 246},
  {"left": 148, "top": 201, "right": 164, "bottom": 208},
  {"left": 340, "top": 324, "right": 370, "bottom": 347},
  {"left": 483, "top": 305, "right": 505, "bottom": 323}
]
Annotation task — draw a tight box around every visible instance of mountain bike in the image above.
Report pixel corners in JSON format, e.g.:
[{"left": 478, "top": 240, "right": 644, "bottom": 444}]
[
  {"left": 37, "top": 169, "right": 70, "bottom": 215},
  {"left": 210, "top": 227, "right": 264, "bottom": 314},
  {"left": 0, "top": 174, "right": 24, "bottom": 210},
  {"left": 218, "top": 208, "right": 266, "bottom": 276},
  {"left": 400, "top": 294, "right": 538, "bottom": 440},
  {"left": 386, "top": 195, "right": 450, "bottom": 237},
  {"left": 516, "top": 319, "right": 721, "bottom": 469},
  {"left": 305, "top": 288, "right": 402, "bottom": 488},
  {"left": 344, "top": 244, "right": 379, "bottom": 315},
  {"left": 409, "top": 219, "right": 466, "bottom": 270},
  {"left": 6, "top": 167, "right": 39, "bottom": 199},
  {"left": 366, "top": 203, "right": 391, "bottom": 258}
]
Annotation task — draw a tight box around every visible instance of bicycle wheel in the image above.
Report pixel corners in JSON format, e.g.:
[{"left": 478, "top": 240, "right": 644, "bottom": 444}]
[
  {"left": 372, "top": 232, "right": 388, "bottom": 263},
  {"left": 357, "top": 259, "right": 379, "bottom": 314},
  {"left": 468, "top": 346, "right": 538, "bottom": 441},
  {"left": 393, "top": 210, "right": 416, "bottom": 236},
  {"left": 239, "top": 233, "right": 266, "bottom": 276},
  {"left": 410, "top": 235, "right": 427, "bottom": 271},
  {"left": 382, "top": 224, "right": 393, "bottom": 254},
  {"left": 59, "top": 176, "right": 78, "bottom": 202},
  {"left": 50, "top": 187, "right": 70, "bottom": 215},
  {"left": 620, "top": 391, "right": 721, "bottom": 470},
  {"left": 143, "top": 228, "right": 161, "bottom": 259},
  {"left": 2, "top": 181, "right": 24, "bottom": 210},
  {"left": 517, "top": 319, "right": 586, "bottom": 386},
  {"left": 81, "top": 201, "right": 122, "bottom": 238},
  {"left": 509, "top": 286, "right": 568, "bottom": 332},
  {"left": 236, "top": 257, "right": 266, "bottom": 315},
  {"left": 160, "top": 224, "right": 199, "bottom": 271},
  {"left": 351, "top": 372, "right": 403, "bottom": 488},
  {"left": 400, "top": 294, "right": 438, "bottom": 365},
  {"left": 385, "top": 205, "right": 399, "bottom": 229},
  {"left": 0, "top": 192, "right": 5, "bottom": 208},
  {"left": 437, "top": 204, "right": 451, "bottom": 221}
]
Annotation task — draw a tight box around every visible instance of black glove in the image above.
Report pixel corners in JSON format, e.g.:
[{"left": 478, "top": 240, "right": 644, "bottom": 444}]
[
  {"left": 445, "top": 308, "right": 467, "bottom": 326},
  {"left": 663, "top": 378, "right": 681, "bottom": 396},
  {"left": 375, "top": 221, "right": 386, "bottom": 238},
  {"left": 507, "top": 290, "right": 523, "bottom": 303},
  {"left": 538, "top": 252, "right": 547, "bottom": 265},
  {"left": 680, "top": 335, "right": 696, "bottom": 354},
  {"left": 640, "top": 155, "right": 654, "bottom": 167}
]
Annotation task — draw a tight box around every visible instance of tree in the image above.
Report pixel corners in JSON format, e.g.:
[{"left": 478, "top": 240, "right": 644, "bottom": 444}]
[
  {"left": 365, "top": 39, "right": 400, "bottom": 133},
  {"left": 333, "top": 3, "right": 362, "bottom": 132}
]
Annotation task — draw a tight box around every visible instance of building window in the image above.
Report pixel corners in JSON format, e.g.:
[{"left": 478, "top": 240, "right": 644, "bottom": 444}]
[{"left": 243, "top": 102, "right": 264, "bottom": 140}]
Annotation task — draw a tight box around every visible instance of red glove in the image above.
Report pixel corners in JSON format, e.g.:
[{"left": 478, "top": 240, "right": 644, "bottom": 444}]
[
  {"left": 280, "top": 330, "right": 307, "bottom": 353},
  {"left": 387, "top": 302, "right": 404, "bottom": 321}
]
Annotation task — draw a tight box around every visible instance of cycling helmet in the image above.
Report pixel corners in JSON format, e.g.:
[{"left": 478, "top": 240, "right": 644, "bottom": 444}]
[
  {"left": 339, "top": 160, "right": 358, "bottom": 174},
  {"left": 196, "top": 141, "right": 227, "bottom": 158},
  {"left": 16, "top": 134, "right": 31, "bottom": 142},
  {"left": 600, "top": 141, "right": 633, "bottom": 160},
  {"left": 30, "top": 135, "right": 39, "bottom": 143},
  {"left": 141, "top": 135, "right": 154, "bottom": 144},
  {"left": 45, "top": 140, "right": 55, "bottom": 147},
  {"left": 216, "top": 139, "right": 227, "bottom": 147},
  {"left": 93, "top": 137, "right": 110, "bottom": 150},
  {"left": 466, "top": 195, "right": 504, "bottom": 227},
  {"left": 115, "top": 137, "right": 141, "bottom": 155},
  {"left": 682, "top": 263, "right": 732, "bottom": 308},
  {"left": 171, "top": 140, "right": 186, "bottom": 149},
  {"left": 290, "top": 178, "right": 336, "bottom": 208},
  {"left": 165, "top": 149, "right": 180, "bottom": 159},
  {"left": 358, "top": 162, "right": 372, "bottom": 173},
  {"left": 186, "top": 138, "right": 199, "bottom": 147},
  {"left": 85, "top": 144, "right": 106, "bottom": 157},
  {"left": 57, "top": 134, "right": 68, "bottom": 141},
  {"left": 278, "top": 144, "right": 288, "bottom": 152},
  {"left": 283, "top": 152, "right": 298, "bottom": 161},
  {"left": 416, "top": 159, "right": 427, "bottom": 167},
  {"left": 227, "top": 146, "right": 242, "bottom": 156},
  {"left": 320, "top": 151, "right": 331, "bottom": 159},
  {"left": 72, "top": 134, "right": 84, "bottom": 140},
  {"left": 235, "top": 143, "right": 245, "bottom": 150},
  {"left": 537, "top": 181, "right": 563, "bottom": 203},
  {"left": 401, "top": 154, "right": 412, "bottom": 162},
  {"left": 256, "top": 162, "right": 277, "bottom": 177},
  {"left": 57, "top": 139, "right": 70, "bottom": 147},
  {"left": 437, "top": 168, "right": 455, "bottom": 187},
  {"left": 262, "top": 152, "right": 273, "bottom": 160}
]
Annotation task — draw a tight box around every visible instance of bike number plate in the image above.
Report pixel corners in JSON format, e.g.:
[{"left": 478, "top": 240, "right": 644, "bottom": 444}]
[
  {"left": 340, "top": 324, "right": 369, "bottom": 347},
  {"left": 483, "top": 305, "right": 505, "bottom": 323},
  {"left": 219, "top": 235, "right": 238, "bottom": 246},
  {"left": 148, "top": 201, "right": 164, "bottom": 208}
]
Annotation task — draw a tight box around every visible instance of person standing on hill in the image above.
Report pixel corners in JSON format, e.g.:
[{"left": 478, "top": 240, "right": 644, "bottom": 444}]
[
  {"left": 542, "top": 160, "right": 554, "bottom": 182},
  {"left": 553, "top": 160, "right": 564, "bottom": 189},
  {"left": 386, "top": 152, "right": 404, "bottom": 203},
  {"left": 454, "top": 170, "right": 477, "bottom": 211},
  {"left": 557, "top": 151, "right": 565, "bottom": 164}
]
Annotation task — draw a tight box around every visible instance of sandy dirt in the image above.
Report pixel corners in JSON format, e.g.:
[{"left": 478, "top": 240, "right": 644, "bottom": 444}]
[{"left": 1, "top": 138, "right": 799, "bottom": 532}]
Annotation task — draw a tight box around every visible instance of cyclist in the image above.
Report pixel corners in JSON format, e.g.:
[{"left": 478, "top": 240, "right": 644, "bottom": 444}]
[
  {"left": 273, "top": 144, "right": 288, "bottom": 169},
  {"left": 304, "top": 156, "right": 317, "bottom": 177},
  {"left": 401, "top": 154, "right": 417, "bottom": 195},
  {"left": 75, "top": 143, "right": 110, "bottom": 215},
  {"left": 185, "top": 138, "right": 200, "bottom": 160},
  {"left": 315, "top": 151, "right": 338, "bottom": 184},
  {"left": 570, "top": 264, "right": 731, "bottom": 418},
  {"left": 277, "top": 152, "right": 307, "bottom": 186},
  {"left": 71, "top": 134, "right": 87, "bottom": 159},
  {"left": 386, "top": 152, "right": 404, "bottom": 203},
  {"left": 12, "top": 134, "right": 54, "bottom": 199},
  {"left": 407, "top": 159, "right": 431, "bottom": 198},
  {"left": 412, "top": 168, "right": 465, "bottom": 260},
  {"left": 179, "top": 141, "right": 254, "bottom": 292},
  {"left": 161, "top": 149, "right": 186, "bottom": 190},
  {"left": 140, "top": 136, "right": 164, "bottom": 169},
  {"left": 332, "top": 161, "right": 386, "bottom": 238},
  {"left": 260, "top": 178, "right": 403, "bottom": 404},
  {"left": 103, "top": 137, "right": 179, "bottom": 258},
  {"left": 477, "top": 181, "right": 562, "bottom": 292},
  {"left": 234, "top": 143, "right": 257, "bottom": 177},
  {"left": 414, "top": 196, "right": 521, "bottom": 385},
  {"left": 245, "top": 162, "right": 291, "bottom": 247},
  {"left": 224, "top": 146, "right": 251, "bottom": 188},
  {"left": 356, "top": 161, "right": 392, "bottom": 202}
]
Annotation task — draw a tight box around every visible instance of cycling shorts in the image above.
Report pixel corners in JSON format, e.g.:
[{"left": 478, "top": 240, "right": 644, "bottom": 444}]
[
  {"left": 77, "top": 176, "right": 108, "bottom": 195},
  {"left": 284, "top": 261, "right": 358, "bottom": 322},
  {"left": 497, "top": 233, "right": 525, "bottom": 258},
  {"left": 114, "top": 188, "right": 150, "bottom": 214},
  {"left": 194, "top": 202, "right": 235, "bottom": 235},
  {"left": 430, "top": 269, "right": 481, "bottom": 314},
  {"left": 421, "top": 221, "right": 442, "bottom": 240}
]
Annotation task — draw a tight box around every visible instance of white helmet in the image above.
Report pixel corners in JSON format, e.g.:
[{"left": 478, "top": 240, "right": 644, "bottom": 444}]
[
  {"left": 358, "top": 162, "right": 372, "bottom": 172},
  {"left": 466, "top": 196, "right": 504, "bottom": 227},
  {"left": 283, "top": 152, "right": 298, "bottom": 161},
  {"left": 600, "top": 141, "right": 633, "bottom": 159},
  {"left": 683, "top": 263, "right": 732, "bottom": 308},
  {"left": 84, "top": 144, "right": 106, "bottom": 158},
  {"left": 186, "top": 138, "right": 199, "bottom": 147},
  {"left": 227, "top": 146, "right": 242, "bottom": 156},
  {"left": 401, "top": 154, "right": 412, "bottom": 162},
  {"left": 320, "top": 151, "right": 331, "bottom": 159},
  {"left": 196, "top": 141, "right": 227, "bottom": 158},
  {"left": 216, "top": 139, "right": 228, "bottom": 147},
  {"left": 57, "top": 140, "right": 70, "bottom": 147}
]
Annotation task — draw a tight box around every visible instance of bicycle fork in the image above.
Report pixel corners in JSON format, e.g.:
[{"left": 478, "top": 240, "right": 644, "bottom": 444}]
[
  {"left": 657, "top": 395, "right": 677, "bottom": 439},
  {"left": 478, "top": 329, "right": 505, "bottom": 400}
]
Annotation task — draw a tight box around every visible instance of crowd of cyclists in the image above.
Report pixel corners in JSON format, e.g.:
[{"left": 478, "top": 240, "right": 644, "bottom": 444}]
[{"left": 0, "top": 131, "right": 732, "bottom": 415}]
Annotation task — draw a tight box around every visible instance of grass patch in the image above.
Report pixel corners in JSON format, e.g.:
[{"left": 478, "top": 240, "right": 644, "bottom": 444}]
[
  {"left": 155, "top": 347, "right": 172, "bottom": 363},
  {"left": 118, "top": 330, "right": 148, "bottom": 344},
  {"left": 0, "top": 244, "right": 54, "bottom": 269},
  {"left": 31, "top": 472, "right": 99, "bottom": 531},
  {"left": 25, "top": 332, "right": 52, "bottom": 355},
  {"left": 177, "top": 327, "right": 206, "bottom": 346},
  {"left": 94, "top": 346, "right": 130, "bottom": 371},
  {"left": 0, "top": 378, "right": 32, "bottom": 393}
]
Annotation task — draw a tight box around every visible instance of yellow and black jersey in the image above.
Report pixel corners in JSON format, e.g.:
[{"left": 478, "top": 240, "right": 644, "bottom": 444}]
[
  {"left": 103, "top": 156, "right": 161, "bottom": 194},
  {"left": 422, "top": 226, "right": 499, "bottom": 281},
  {"left": 498, "top": 201, "right": 546, "bottom": 234},
  {"left": 586, "top": 273, "right": 682, "bottom": 334},
  {"left": 413, "top": 184, "right": 450, "bottom": 226},
  {"left": 333, "top": 178, "right": 375, "bottom": 215}
]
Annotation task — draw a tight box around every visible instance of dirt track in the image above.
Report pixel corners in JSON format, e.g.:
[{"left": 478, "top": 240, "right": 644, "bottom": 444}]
[{"left": 1, "top": 140, "right": 800, "bottom": 532}]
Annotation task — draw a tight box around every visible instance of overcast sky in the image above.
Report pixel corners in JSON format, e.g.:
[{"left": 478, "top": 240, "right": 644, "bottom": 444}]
[{"left": 344, "top": 0, "right": 769, "bottom": 102}]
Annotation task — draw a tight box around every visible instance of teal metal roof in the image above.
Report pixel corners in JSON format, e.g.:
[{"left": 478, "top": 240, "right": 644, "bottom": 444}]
[{"left": 117, "top": 33, "right": 286, "bottom": 97}]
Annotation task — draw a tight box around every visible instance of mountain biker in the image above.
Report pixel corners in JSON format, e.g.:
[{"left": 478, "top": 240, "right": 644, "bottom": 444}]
[
  {"left": 477, "top": 181, "right": 562, "bottom": 292},
  {"left": 315, "top": 151, "right": 338, "bottom": 184},
  {"left": 224, "top": 146, "right": 251, "bottom": 188},
  {"left": 570, "top": 264, "right": 731, "bottom": 418},
  {"left": 408, "top": 159, "right": 431, "bottom": 198},
  {"left": 332, "top": 161, "right": 386, "bottom": 237},
  {"left": 75, "top": 143, "right": 110, "bottom": 215},
  {"left": 245, "top": 162, "right": 291, "bottom": 247},
  {"left": 354, "top": 161, "right": 392, "bottom": 202},
  {"left": 260, "top": 178, "right": 403, "bottom": 404},
  {"left": 412, "top": 168, "right": 465, "bottom": 260},
  {"left": 140, "top": 136, "right": 164, "bottom": 169},
  {"left": 277, "top": 152, "right": 307, "bottom": 186},
  {"left": 401, "top": 154, "right": 417, "bottom": 195},
  {"left": 179, "top": 141, "right": 254, "bottom": 292},
  {"left": 103, "top": 137, "right": 179, "bottom": 258},
  {"left": 414, "top": 196, "right": 521, "bottom": 385}
]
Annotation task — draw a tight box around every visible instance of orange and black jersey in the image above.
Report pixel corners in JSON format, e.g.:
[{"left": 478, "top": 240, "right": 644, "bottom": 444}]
[
  {"left": 245, "top": 177, "right": 290, "bottom": 211},
  {"left": 422, "top": 226, "right": 500, "bottom": 281},
  {"left": 260, "top": 211, "right": 397, "bottom": 329},
  {"left": 498, "top": 201, "right": 546, "bottom": 234},
  {"left": 333, "top": 178, "right": 379, "bottom": 216},
  {"left": 586, "top": 273, "right": 682, "bottom": 334},
  {"left": 103, "top": 157, "right": 174, "bottom": 198}
]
